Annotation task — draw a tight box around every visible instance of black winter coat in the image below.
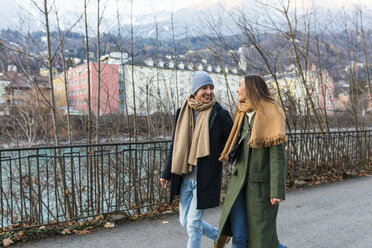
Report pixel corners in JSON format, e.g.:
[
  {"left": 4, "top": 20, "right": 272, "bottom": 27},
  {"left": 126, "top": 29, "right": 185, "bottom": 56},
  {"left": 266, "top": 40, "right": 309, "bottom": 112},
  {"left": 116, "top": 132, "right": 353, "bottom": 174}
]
[{"left": 161, "top": 102, "right": 233, "bottom": 209}]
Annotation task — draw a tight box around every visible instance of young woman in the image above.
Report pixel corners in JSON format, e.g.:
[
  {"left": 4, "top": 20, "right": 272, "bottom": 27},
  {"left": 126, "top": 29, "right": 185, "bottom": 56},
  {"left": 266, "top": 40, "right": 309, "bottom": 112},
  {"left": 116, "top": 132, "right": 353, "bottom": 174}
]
[{"left": 216, "top": 75, "right": 287, "bottom": 248}]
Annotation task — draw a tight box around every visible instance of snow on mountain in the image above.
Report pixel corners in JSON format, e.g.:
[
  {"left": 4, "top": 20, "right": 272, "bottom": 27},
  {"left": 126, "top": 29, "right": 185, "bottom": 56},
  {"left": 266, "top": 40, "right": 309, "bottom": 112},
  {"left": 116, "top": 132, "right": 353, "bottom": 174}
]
[{"left": 0, "top": 0, "right": 371, "bottom": 39}]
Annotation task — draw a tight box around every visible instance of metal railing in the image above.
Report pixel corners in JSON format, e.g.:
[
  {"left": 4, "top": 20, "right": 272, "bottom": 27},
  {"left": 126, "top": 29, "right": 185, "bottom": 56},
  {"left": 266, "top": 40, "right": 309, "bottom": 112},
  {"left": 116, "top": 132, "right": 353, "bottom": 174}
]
[
  {"left": 0, "top": 130, "right": 371, "bottom": 230},
  {"left": 0, "top": 141, "right": 171, "bottom": 231},
  {"left": 286, "top": 130, "right": 371, "bottom": 181}
]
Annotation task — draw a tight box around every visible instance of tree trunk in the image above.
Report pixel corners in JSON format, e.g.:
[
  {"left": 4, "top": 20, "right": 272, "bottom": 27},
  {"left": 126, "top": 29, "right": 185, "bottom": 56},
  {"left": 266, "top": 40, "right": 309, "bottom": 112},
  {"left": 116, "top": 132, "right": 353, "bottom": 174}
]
[{"left": 43, "top": 0, "right": 72, "bottom": 219}]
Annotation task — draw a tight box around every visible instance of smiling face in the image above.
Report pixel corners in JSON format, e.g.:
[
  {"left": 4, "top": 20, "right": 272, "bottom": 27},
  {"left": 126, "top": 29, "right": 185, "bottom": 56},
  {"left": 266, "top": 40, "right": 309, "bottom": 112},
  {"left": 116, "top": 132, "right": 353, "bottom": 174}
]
[
  {"left": 194, "top": 84, "right": 214, "bottom": 103},
  {"left": 237, "top": 77, "right": 248, "bottom": 102}
]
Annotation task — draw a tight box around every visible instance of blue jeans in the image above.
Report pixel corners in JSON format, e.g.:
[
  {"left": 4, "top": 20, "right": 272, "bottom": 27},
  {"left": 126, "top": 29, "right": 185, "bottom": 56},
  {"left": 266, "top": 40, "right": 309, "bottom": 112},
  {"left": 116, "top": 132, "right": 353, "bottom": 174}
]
[
  {"left": 230, "top": 190, "right": 286, "bottom": 248},
  {"left": 179, "top": 179, "right": 218, "bottom": 248},
  {"left": 230, "top": 189, "right": 248, "bottom": 248}
]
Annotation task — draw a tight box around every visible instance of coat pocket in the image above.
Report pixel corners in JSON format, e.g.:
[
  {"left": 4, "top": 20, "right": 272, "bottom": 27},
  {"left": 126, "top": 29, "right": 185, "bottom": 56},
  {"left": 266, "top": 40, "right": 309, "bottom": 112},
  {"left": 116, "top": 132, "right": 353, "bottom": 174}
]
[{"left": 249, "top": 173, "right": 270, "bottom": 202}]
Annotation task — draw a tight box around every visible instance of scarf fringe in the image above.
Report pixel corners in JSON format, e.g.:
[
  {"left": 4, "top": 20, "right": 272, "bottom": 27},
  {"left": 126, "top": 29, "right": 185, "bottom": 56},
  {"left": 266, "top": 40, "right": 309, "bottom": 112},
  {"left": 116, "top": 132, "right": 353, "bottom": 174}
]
[{"left": 248, "top": 134, "right": 287, "bottom": 148}]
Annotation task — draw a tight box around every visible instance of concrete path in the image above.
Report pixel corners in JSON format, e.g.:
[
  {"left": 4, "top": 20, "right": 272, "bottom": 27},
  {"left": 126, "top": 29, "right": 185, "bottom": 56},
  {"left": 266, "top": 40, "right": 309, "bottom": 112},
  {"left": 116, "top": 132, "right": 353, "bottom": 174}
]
[{"left": 20, "top": 176, "right": 372, "bottom": 248}]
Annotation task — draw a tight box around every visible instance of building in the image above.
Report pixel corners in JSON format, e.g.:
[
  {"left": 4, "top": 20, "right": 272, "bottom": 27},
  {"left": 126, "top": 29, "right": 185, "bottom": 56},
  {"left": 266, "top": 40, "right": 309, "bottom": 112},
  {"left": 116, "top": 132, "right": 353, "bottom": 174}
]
[
  {"left": 122, "top": 62, "right": 241, "bottom": 116},
  {"left": 266, "top": 65, "right": 336, "bottom": 115},
  {"left": 40, "top": 67, "right": 58, "bottom": 77},
  {"left": 100, "top": 52, "right": 129, "bottom": 65},
  {"left": 0, "top": 72, "right": 12, "bottom": 115},
  {"left": 67, "top": 63, "right": 121, "bottom": 115},
  {"left": 308, "top": 68, "right": 335, "bottom": 115},
  {"left": 53, "top": 73, "right": 67, "bottom": 110},
  {"left": 334, "top": 92, "right": 349, "bottom": 111},
  {"left": 66, "top": 52, "right": 242, "bottom": 116},
  {"left": 0, "top": 72, "right": 12, "bottom": 104},
  {"left": 3, "top": 72, "right": 51, "bottom": 110}
]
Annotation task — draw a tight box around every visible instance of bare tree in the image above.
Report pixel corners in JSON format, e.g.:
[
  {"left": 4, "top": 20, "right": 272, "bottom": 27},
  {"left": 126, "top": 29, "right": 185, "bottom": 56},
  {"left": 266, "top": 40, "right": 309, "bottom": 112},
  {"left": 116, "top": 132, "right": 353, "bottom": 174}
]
[
  {"left": 171, "top": 4, "right": 179, "bottom": 109},
  {"left": 95, "top": 0, "right": 102, "bottom": 144},
  {"left": 359, "top": 5, "right": 372, "bottom": 102},
  {"left": 84, "top": 0, "right": 93, "bottom": 144},
  {"left": 312, "top": 10, "right": 330, "bottom": 131},
  {"left": 116, "top": 0, "right": 131, "bottom": 139},
  {"left": 130, "top": 0, "right": 137, "bottom": 141},
  {"left": 54, "top": 6, "right": 76, "bottom": 144}
]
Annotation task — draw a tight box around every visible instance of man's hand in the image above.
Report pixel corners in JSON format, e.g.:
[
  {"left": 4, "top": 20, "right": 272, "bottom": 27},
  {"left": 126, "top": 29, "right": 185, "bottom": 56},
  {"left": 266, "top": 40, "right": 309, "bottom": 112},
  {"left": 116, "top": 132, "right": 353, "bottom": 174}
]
[
  {"left": 160, "top": 178, "right": 169, "bottom": 188},
  {"left": 270, "top": 198, "right": 284, "bottom": 205}
]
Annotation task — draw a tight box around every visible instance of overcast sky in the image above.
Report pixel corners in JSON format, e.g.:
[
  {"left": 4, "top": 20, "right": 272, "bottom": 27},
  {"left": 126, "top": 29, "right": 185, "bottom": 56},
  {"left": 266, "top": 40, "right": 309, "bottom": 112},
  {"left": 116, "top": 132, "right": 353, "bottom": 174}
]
[{"left": 0, "top": 0, "right": 371, "bottom": 31}]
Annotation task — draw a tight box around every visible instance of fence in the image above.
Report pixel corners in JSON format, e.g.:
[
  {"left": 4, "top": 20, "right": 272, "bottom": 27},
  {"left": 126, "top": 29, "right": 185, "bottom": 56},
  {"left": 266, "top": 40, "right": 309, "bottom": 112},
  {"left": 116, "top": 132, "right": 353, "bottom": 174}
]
[
  {"left": 0, "top": 130, "right": 371, "bottom": 231},
  {"left": 286, "top": 130, "right": 371, "bottom": 181}
]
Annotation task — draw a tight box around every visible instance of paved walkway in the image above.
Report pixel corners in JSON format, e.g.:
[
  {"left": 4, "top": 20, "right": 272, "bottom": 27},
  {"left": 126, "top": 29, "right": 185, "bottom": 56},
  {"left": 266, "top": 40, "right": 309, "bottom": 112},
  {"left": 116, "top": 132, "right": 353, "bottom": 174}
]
[{"left": 21, "top": 176, "right": 372, "bottom": 248}]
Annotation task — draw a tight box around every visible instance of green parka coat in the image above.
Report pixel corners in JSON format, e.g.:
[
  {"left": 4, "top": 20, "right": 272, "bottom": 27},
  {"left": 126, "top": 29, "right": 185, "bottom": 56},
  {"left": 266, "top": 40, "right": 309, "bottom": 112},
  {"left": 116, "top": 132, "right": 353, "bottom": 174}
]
[{"left": 217, "top": 114, "right": 287, "bottom": 248}]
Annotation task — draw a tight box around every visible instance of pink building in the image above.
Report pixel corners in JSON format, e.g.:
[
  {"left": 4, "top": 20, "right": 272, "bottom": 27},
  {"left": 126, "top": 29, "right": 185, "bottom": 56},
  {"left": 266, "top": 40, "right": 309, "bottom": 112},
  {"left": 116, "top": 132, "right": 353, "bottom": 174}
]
[
  {"left": 316, "top": 70, "right": 335, "bottom": 115},
  {"left": 308, "top": 65, "right": 335, "bottom": 115},
  {"left": 67, "top": 63, "right": 121, "bottom": 115}
]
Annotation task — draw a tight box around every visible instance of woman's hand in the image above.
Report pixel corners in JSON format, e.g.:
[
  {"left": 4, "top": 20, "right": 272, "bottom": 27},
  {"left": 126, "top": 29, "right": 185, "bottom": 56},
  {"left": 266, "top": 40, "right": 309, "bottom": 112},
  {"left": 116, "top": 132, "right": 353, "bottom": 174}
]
[
  {"left": 159, "top": 178, "right": 169, "bottom": 188},
  {"left": 270, "top": 198, "right": 284, "bottom": 205}
]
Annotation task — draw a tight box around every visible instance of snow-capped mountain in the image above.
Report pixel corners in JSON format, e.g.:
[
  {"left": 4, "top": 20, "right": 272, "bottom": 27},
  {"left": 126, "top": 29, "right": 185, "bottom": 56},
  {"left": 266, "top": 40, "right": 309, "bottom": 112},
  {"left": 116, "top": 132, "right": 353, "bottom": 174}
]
[{"left": 0, "top": 0, "right": 371, "bottom": 40}]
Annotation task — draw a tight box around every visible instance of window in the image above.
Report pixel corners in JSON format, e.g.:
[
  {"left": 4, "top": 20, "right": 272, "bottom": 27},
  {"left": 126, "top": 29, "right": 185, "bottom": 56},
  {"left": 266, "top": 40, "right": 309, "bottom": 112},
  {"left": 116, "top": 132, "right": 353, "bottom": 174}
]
[{"left": 14, "top": 90, "right": 24, "bottom": 96}]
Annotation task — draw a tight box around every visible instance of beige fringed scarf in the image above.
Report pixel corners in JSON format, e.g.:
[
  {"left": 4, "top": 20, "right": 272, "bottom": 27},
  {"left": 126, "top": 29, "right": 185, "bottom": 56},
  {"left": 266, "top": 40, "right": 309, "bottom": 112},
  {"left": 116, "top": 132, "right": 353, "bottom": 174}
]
[
  {"left": 171, "top": 95, "right": 216, "bottom": 175},
  {"left": 219, "top": 99, "right": 287, "bottom": 162}
]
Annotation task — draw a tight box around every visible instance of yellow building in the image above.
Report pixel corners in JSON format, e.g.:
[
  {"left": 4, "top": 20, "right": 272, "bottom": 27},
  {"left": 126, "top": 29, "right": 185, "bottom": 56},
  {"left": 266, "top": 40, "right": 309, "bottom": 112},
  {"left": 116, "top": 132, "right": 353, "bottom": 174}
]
[
  {"left": 265, "top": 73, "right": 299, "bottom": 100},
  {"left": 53, "top": 73, "right": 67, "bottom": 110},
  {"left": 40, "top": 67, "right": 58, "bottom": 77}
]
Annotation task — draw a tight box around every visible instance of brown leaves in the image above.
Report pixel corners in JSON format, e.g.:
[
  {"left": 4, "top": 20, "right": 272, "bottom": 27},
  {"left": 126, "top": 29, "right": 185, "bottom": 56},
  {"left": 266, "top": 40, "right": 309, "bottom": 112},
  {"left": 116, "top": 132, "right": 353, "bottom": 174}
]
[
  {"left": 0, "top": 202, "right": 180, "bottom": 247},
  {"left": 3, "top": 238, "right": 14, "bottom": 247},
  {"left": 73, "top": 229, "right": 91, "bottom": 235},
  {"left": 14, "top": 230, "right": 27, "bottom": 240},
  {"left": 61, "top": 229, "right": 71, "bottom": 235},
  {"left": 91, "top": 215, "right": 104, "bottom": 225},
  {"left": 104, "top": 222, "right": 115, "bottom": 228},
  {"left": 94, "top": 215, "right": 104, "bottom": 222},
  {"left": 0, "top": 214, "right": 122, "bottom": 246}
]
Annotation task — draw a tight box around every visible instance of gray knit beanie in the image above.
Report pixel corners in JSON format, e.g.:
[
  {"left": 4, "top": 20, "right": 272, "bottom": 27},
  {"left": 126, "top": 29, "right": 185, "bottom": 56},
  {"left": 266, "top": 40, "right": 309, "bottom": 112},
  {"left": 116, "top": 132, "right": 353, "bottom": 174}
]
[{"left": 190, "top": 71, "right": 214, "bottom": 95}]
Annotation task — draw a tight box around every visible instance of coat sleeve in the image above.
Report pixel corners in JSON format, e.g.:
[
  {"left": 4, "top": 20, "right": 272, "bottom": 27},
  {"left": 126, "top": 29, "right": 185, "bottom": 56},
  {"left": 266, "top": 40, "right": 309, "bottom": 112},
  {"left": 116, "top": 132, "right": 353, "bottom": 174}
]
[
  {"left": 161, "top": 109, "right": 181, "bottom": 180},
  {"left": 269, "top": 143, "right": 287, "bottom": 200},
  {"left": 217, "top": 108, "right": 233, "bottom": 142}
]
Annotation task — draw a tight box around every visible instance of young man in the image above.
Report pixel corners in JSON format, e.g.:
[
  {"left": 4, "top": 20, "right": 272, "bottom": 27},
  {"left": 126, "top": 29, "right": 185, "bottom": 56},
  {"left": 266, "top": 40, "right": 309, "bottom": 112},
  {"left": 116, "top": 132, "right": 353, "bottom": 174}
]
[{"left": 160, "top": 71, "right": 233, "bottom": 248}]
